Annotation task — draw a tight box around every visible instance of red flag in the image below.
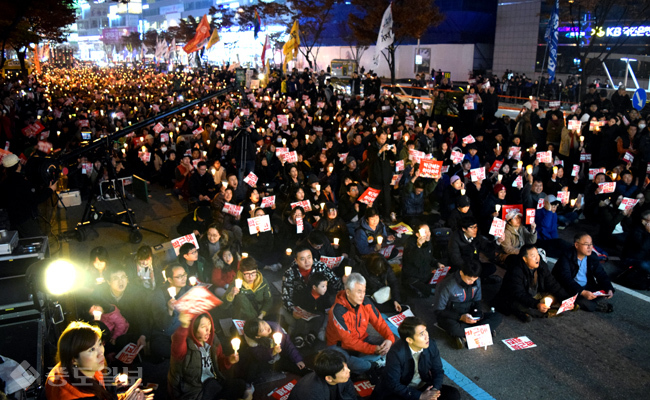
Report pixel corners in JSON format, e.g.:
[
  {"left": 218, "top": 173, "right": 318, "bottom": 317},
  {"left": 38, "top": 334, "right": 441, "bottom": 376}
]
[
  {"left": 261, "top": 35, "right": 270, "bottom": 68},
  {"left": 183, "top": 15, "right": 211, "bottom": 54}
]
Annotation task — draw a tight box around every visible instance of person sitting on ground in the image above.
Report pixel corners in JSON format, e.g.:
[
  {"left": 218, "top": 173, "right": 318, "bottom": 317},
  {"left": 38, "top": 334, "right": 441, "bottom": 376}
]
[
  {"left": 223, "top": 257, "right": 273, "bottom": 321},
  {"left": 188, "top": 161, "right": 217, "bottom": 202},
  {"left": 402, "top": 223, "right": 447, "bottom": 298},
  {"left": 169, "top": 312, "right": 250, "bottom": 400},
  {"left": 498, "top": 209, "right": 537, "bottom": 268},
  {"left": 354, "top": 207, "right": 397, "bottom": 258},
  {"left": 132, "top": 245, "right": 164, "bottom": 291},
  {"left": 281, "top": 244, "right": 343, "bottom": 333},
  {"left": 432, "top": 261, "right": 502, "bottom": 349},
  {"left": 326, "top": 273, "right": 396, "bottom": 375},
  {"left": 238, "top": 318, "right": 307, "bottom": 383},
  {"left": 446, "top": 195, "right": 473, "bottom": 232},
  {"left": 496, "top": 244, "right": 571, "bottom": 322},
  {"left": 177, "top": 205, "right": 213, "bottom": 237},
  {"left": 292, "top": 272, "right": 332, "bottom": 346},
  {"left": 288, "top": 348, "right": 357, "bottom": 400},
  {"left": 357, "top": 253, "right": 403, "bottom": 314},
  {"left": 372, "top": 317, "right": 461, "bottom": 400},
  {"left": 448, "top": 216, "right": 500, "bottom": 283},
  {"left": 535, "top": 195, "right": 571, "bottom": 258},
  {"left": 211, "top": 246, "right": 239, "bottom": 298},
  {"left": 177, "top": 242, "right": 212, "bottom": 284},
  {"left": 45, "top": 321, "right": 152, "bottom": 400},
  {"left": 552, "top": 233, "right": 615, "bottom": 313},
  {"left": 149, "top": 265, "right": 191, "bottom": 361}
]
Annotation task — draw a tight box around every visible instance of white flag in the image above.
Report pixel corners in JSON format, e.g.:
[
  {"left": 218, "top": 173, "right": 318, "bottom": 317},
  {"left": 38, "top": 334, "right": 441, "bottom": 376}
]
[{"left": 373, "top": 3, "right": 394, "bottom": 66}]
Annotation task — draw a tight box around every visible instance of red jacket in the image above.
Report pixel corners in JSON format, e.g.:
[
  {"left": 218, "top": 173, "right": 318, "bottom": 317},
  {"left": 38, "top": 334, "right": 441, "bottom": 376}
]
[{"left": 326, "top": 290, "right": 395, "bottom": 355}]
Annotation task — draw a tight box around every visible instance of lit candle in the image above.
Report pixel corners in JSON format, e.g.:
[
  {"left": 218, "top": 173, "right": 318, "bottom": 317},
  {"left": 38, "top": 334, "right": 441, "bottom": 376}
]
[
  {"left": 526, "top": 165, "right": 533, "bottom": 174},
  {"left": 282, "top": 138, "right": 287, "bottom": 146},
  {"left": 189, "top": 276, "right": 197, "bottom": 286},
  {"left": 543, "top": 297, "right": 552, "bottom": 307},
  {"left": 611, "top": 173, "right": 617, "bottom": 180},
  {"left": 93, "top": 310, "right": 102, "bottom": 321},
  {"left": 231, "top": 337, "right": 241, "bottom": 353},
  {"left": 235, "top": 278, "right": 243, "bottom": 288},
  {"left": 167, "top": 287, "right": 177, "bottom": 299},
  {"left": 553, "top": 166, "right": 558, "bottom": 174},
  {"left": 286, "top": 248, "right": 292, "bottom": 255},
  {"left": 418, "top": 228, "right": 426, "bottom": 237},
  {"left": 570, "top": 198, "right": 577, "bottom": 207},
  {"left": 96, "top": 277, "right": 105, "bottom": 284},
  {"left": 222, "top": 181, "right": 228, "bottom": 188},
  {"left": 250, "top": 204, "right": 256, "bottom": 210},
  {"left": 498, "top": 174, "right": 503, "bottom": 182},
  {"left": 460, "top": 189, "right": 466, "bottom": 195},
  {"left": 315, "top": 184, "right": 321, "bottom": 192},
  {"left": 333, "top": 238, "right": 340, "bottom": 245},
  {"left": 580, "top": 135, "right": 584, "bottom": 143},
  {"left": 328, "top": 166, "right": 334, "bottom": 173},
  {"left": 517, "top": 161, "right": 523, "bottom": 169},
  {"left": 320, "top": 202, "right": 325, "bottom": 210},
  {"left": 495, "top": 204, "right": 501, "bottom": 212},
  {"left": 377, "top": 236, "right": 383, "bottom": 245},
  {"left": 241, "top": 253, "right": 248, "bottom": 259},
  {"left": 344, "top": 266, "right": 352, "bottom": 276},
  {"left": 437, "top": 124, "right": 442, "bottom": 130},
  {"left": 305, "top": 134, "right": 309, "bottom": 140},
  {"left": 117, "top": 374, "right": 128, "bottom": 385},
  {"left": 533, "top": 143, "right": 537, "bottom": 149},
  {"left": 273, "top": 332, "right": 283, "bottom": 345}
]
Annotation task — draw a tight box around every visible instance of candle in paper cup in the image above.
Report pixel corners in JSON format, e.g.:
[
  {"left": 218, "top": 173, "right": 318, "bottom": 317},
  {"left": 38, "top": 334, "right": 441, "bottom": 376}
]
[
  {"left": 328, "top": 166, "right": 334, "bottom": 173},
  {"left": 344, "top": 266, "right": 352, "bottom": 276},
  {"left": 320, "top": 202, "right": 325, "bottom": 210},
  {"left": 93, "top": 310, "right": 102, "bottom": 321},
  {"left": 517, "top": 161, "right": 523, "bottom": 169},
  {"left": 231, "top": 337, "right": 241, "bottom": 353},
  {"left": 282, "top": 138, "right": 286, "bottom": 146},
  {"left": 222, "top": 181, "right": 228, "bottom": 188},
  {"left": 543, "top": 297, "right": 553, "bottom": 307},
  {"left": 460, "top": 189, "right": 466, "bottom": 195},
  {"left": 526, "top": 165, "right": 533, "bottom": 174},
  {"left": 286, "top": 248, "right": 292, "bottom": 255},
  {"left": 612, "top": 173, "right": 617, "bottom": 180},
  {"left": 235, "top": 279, "right": 243, "bottom": 289},
  {"left": 495, "top": 204, "right": 501, "bottom": 212},
  {"left": 305, "top": 134, "right": 309, "bottom": 140},
  {"left": 167, "top": 287, "right": 176, "bottom": 299},
  {"left": 377, "top": 236, "right": 383, "bottom": 245},
  {"left": 437, "top": 124, "right": 442, "bottom": 130},
  {"left": 242, "top": 252, "right": 248, "bottom": 258},
  {"left": 273, "top": 332, "right": 283, "bottom": 345},
  {"left": 250, "top": 204, "right": 256, "bottom": 210},
  {"left": 418, "top": 228, "right": 426, "bottom": 237},
  {"left": 580, "top": 135, "right": 584, "bottom": 142},
  {"left": 189, "top": 276, "right": 197, "bottom": 286},
  {"left": 333, "top": 238, "right": 340, "bottom": 245},
  {"left": 570, "top": 198, "right": 577, "bottom": 207},
  {"left": 96, "top": 277, "right": 105, "bottom": 284},
  {"left": 315, "top": 184, "right": 321, "bottom": 192},
  {"left": 533, "top": 143, "right": 537, "bottom": 149},
  {"left": 498, "top": 174, "right": 503, "bottom": 182},
  {"left": 553, "top": 166, "right": 558, "bottom": 174}
]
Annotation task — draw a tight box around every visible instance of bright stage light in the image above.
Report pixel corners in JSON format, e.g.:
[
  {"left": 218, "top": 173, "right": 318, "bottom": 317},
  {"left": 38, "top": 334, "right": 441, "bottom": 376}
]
[{"left": 45, "top": 260, "right": 77, "bottom": 296}]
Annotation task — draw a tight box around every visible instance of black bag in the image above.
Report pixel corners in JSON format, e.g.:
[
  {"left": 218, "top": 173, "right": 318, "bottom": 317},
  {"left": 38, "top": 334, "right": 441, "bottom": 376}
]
[{"left": 613, "top": 266, "right": 650, "bottom": 291}]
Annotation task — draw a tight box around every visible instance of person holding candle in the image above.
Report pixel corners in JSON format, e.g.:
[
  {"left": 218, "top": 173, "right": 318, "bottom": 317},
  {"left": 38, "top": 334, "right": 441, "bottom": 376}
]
[
  {"left": 169, "top": 312, "right": 250, "bottom": 400},
  {"left": 132, "top": 245, "right": 164, "bottom": 291},
  {"left": 149, "top": 265, "right": 190, "bottom": 362},
  {"left": 497, "top": 209, "right": 537, "bottom": 267},
  {"left": 211, "top": 246, "right": 240, "bottom": 298},
  {"left": 237, "top": 318, "right": 307, "bottom": 383},
  {"left": 354, "top": 207, "right": 397, "bottom": 258},
  {"left": 447, "top": 217, "right": 501, "bottom": 284},
  {"left": 402, "top": 224, "right": 447, "bottom": 299},
  {"left": 496, "top": 244, "right": 570, "bottom": 322},
  {"left": 446, "top": 195, "right": 474, "bottom": 232},
  {"left": 188, "top": 161, "right": 217, "bottom": 203},
  {"left": 223, "top": 257, "right": 272, "bottom": 321},
  {"left": 367, "top": 130, "right": 397, "bottom": 219},
  {"left": 46, "top": 321, "right": 153, "bottom": 400},
  {"left": 316, "top": 203, "right": 352, "bottom": 255},
  {"left": 177, "top": 243, "right": 212, "bottom": 284},
  {"left": 535, "top": 195, "right": 572, "bottom": 259}
]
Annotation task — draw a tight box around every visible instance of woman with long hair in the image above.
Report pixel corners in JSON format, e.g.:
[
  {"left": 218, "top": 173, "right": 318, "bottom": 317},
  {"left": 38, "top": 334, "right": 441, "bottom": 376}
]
[{"left": 45, "top": 321, "right": 151, "bottom": 400}]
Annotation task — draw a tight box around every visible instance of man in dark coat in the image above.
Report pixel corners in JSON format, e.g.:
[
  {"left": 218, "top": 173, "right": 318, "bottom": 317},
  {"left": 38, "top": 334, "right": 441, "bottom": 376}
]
[
  {"left": 372, "top": 317, "right": 460, "bottom": 400},
  {"left": 552, "top": 232, "right": 615, "bottom": 312},
  {"left": 288, "top": 349, "right": 357, "bottom": 400},
  {"left": 496, "top": 244, "right": 570, "bottom": 322},
  {"left": 366, "top": 131, "right": 396, "bottom": 218}
]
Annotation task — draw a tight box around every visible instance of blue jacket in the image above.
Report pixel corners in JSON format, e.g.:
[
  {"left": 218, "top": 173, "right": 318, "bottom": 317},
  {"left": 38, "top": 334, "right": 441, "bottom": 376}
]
[
  {"left": 463, "top": 153, "right": 480, "bottom": 169},
  {"left": 374, "top": 339, "right": 445, "bottom": 400},
  {"left": 354, "top": 218, "right": 389, "bottom": 255},
  {"left": 535, "top": 207, "right": 558, "bottom": 240},
  {"left": 433, "top": 271, "right": 482, "bottom": 321}
]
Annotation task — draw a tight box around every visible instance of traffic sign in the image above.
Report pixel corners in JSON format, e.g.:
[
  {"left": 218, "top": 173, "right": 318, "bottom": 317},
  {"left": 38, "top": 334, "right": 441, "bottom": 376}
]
[{"left": 633, "top": 88, "right": 647, "bottom": 111}]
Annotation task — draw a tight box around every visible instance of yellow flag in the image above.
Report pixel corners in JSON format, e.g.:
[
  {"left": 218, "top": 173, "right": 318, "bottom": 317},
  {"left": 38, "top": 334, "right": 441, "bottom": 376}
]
[
  {"left": 206, "top": 29, "right": 220, "bottom": 50},
  {"left": 283, "top": 20, "right": 300, "bottom": 59}
]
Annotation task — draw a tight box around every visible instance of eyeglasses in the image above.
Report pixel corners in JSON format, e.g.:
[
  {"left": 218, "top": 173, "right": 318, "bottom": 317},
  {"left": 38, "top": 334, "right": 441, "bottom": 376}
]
[
  {"left": 242, "top": 271, "right": 258, "bottom": 277},
  {"left": 188, "top": 249, "right": 198, "bottom": 255},
  {"left": 173, "top": 274, "right": 188, "bottom": 279},
  {"left": 577, "top": 242, "right": 593, "bottom": 247}
]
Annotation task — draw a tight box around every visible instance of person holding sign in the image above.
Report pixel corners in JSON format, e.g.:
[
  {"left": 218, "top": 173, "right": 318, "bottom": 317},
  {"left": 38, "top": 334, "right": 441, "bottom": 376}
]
[
  {"left": 46, "top": 321, "right": 153, "bottom": 400},
  {"left": 326, "top": 273, "right": 396, "bottom": 375},
  {"left": 292, "top": 272, "right": 332, "bottom": 345},
  {"left": 496, "top": 245, "right": 571, "bottom": 322},
  {"left": 288, "top": 349, "right": 357, "bottom": 400},
  {"left": 497, "top": 210, "right": 537, "bottom": 267},
  {"left": 373, "top": 317, "right": 461, "bottom": 400},
  {"left": 169, "top": 312, "right": 250, "bottom": 400},
  {"left": 223, "top": 257, "right": 273, "bottom": 321},
  {"left": 401, "top": 169, "right": 439, "bottom": 228},
  {"left": 448, "top": 217, "right": 500, "bottom": 283},
  {"left": 432, "top": 262, "right": 502, "bottom": 349},
  {"left": 552, "top": 233, "right": 615, "bottom": 313}
]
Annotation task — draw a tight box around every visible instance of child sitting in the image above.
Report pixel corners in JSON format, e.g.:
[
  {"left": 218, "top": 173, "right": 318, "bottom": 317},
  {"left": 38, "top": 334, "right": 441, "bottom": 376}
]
[{"left": 291, "top": 272, "right": 333, "bottom": 346}]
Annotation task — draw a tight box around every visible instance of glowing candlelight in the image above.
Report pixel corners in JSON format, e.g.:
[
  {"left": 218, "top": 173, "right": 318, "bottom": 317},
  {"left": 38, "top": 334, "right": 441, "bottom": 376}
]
[
  {"left": 231, "top": 337, "right": 241, "bottom": 353},
  {"left": 543, "top": 297, "right": 552, "bottom": 307},
  {"left": 344, "top": 266, "right": 352, "bottom": 276},
  {"left": 498, "top": 174, "right": 503, "bottom": 182},
  {"left": 189, "top": 276, "right": 197, "bottom": 286},
  {"left": 117, "top": 374, "right": 128, "bottom": 385},
  {"left": 495, "top": 204, "right": 501, "bottom": 212},
  {"left": 526, "top": 165, "right": 533, "bottom": 174},
  {"left": 167, "top": 287, "right": 177, "bottom": 299},
  {"left": 273, "top": 332, "right": 283, "bottom": 345},
  {"left": 377, "top": 236, "right": 383, "bottom": 245},
  {"left": 286, "top": 248, "right": 292, "bottom": 255},
  {"left": 93, "top": 310, "right": 102, "bottom": 321},
  {"left": 241, "top": 253, "right": 248, "bottom": 259},
  {"left": 418, "top": 228, "right": 426, "bottom": 237},
  {"left": 333, "top": 238, "right": 340, "bottom": 245},
  {"left": 517, "top": 161, "right": 523, "bottom": 169},
  {"left": 235, "top": 278, "right": 243, "bottom": 288},
  {"left": 460, "top": 189, "right": 466, "bottom": 195},
  {"left": 570, "top": 198, "right": 577, "bottom": 207}
]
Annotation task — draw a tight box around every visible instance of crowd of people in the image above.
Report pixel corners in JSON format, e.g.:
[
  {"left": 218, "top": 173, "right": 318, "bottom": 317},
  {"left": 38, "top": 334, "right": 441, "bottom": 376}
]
[{"left": 0, "top": 61, "right": 648, "bottom": 400}]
